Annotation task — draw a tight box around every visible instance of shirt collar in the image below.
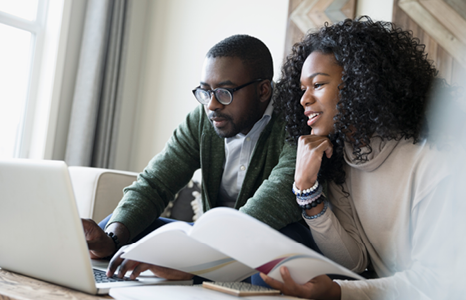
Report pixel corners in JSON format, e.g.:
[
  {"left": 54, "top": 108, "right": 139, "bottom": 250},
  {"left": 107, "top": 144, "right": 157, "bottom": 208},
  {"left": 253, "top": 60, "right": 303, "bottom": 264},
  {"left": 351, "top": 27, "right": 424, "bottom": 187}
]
[{"left": 228, "top": 100, "right": 274, "bottom": 140}]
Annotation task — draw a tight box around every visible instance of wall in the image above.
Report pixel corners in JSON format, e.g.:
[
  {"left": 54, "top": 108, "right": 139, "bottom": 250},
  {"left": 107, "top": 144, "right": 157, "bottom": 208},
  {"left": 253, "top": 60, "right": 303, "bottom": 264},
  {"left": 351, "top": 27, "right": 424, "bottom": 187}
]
[
  {"left": 357, "top": 0, "right": 393, "bottom": 21},
  {"left": 120, "top": 0, "right": 290, "bottom": 172}
]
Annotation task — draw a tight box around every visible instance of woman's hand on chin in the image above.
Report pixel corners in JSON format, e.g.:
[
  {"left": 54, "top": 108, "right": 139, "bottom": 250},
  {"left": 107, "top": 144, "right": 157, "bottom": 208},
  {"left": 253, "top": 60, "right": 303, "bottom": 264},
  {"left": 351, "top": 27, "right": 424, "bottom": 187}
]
[
  {"left": 295, "top": 135, "right": 333, "bottom": 189},
  {"left": 260, "top": 267, "right": 341, "bottom": 300}
]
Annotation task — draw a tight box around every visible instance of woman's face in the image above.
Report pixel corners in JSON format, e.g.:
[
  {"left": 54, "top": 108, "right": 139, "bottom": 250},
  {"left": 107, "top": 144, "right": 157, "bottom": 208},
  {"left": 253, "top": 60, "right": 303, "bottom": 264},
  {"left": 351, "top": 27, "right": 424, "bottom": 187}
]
[{"left": 300, "top": 51, "right": 343, "bottom": 136}]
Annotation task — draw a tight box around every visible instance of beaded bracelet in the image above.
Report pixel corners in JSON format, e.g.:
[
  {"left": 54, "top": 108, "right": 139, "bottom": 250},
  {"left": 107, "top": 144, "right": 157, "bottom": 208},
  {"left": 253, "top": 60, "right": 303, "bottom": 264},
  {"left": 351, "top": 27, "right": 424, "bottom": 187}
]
[
  {"left": 302, "top": 199, "right": 328, "bottom": 220},
  {"left": 298, "top": 197, "right": 324, "bottom": 210},
  {"left": 296, "top": 191, "right": 322, "bottom": 206},
  {"left": 295, "top": 184, "right": 322, "bottom": 201},
  {"left": 292, "top": 180, "right": 319, "bottom": 196},
  {"left": 106, "top": 232, "right": 120, "bottom": 251}
]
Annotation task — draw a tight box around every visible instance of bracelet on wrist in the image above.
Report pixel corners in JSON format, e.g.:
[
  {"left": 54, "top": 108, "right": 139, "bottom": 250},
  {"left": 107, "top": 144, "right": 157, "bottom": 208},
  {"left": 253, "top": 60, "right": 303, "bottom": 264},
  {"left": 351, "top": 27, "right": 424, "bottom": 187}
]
[
  {"left": 296, "top": 192, "right": 322, "bottom": 206},
  {"left": 298, "top": 196, "right": 324, "bottom": 210},
  {"left": 292, "top": 180, "right": 319, "bottom": 196},
  {"left": 295, "top": 184, "right": 323, "bottom": 201},
  {"left": 302, "top": 199, "right": 328, "bottom": 220},
  {"left": 106, "top": 232, "right": 120, "bottom": 252}
]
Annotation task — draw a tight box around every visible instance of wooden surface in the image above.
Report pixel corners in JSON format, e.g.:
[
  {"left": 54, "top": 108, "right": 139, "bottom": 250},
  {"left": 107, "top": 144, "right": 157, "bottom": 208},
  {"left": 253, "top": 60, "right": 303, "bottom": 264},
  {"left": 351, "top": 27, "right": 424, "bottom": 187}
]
[
  {"left": 284, "top": 0, "right": 357, "bottom": 59},
  {"left": 0, "top": 269, "right": 111, "bottom": 300},
  {"left": 393, "top": 0, "right": 466, "bottom": 85}
]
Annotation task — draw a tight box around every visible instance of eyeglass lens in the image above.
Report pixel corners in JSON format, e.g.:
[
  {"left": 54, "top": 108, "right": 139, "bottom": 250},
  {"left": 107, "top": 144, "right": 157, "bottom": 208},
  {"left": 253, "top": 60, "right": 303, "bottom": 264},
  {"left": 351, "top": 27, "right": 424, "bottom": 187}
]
[
  {"left": 195, "top": 88, "right": 232, "bottom": 105},
  {"left": 193, "top": 79, "right": 263, "bottom": 106}
]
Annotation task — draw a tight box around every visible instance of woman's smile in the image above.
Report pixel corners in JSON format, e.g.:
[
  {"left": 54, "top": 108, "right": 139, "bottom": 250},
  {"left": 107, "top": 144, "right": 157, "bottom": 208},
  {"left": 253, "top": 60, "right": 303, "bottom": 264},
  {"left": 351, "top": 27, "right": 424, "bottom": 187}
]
[
  {"left": 299, "top": 51, "right": 343, "bottom": 136},
  {"left": 305, "top": 111, "right": 322, "bottom": 127}
]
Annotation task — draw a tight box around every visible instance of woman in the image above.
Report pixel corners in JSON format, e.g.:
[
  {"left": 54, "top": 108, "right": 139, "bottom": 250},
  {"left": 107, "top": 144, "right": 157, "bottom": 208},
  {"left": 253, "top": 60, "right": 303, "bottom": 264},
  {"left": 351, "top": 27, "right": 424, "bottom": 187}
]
[{"left": 261, "top": 17, "right": 457, "bottom": 299}]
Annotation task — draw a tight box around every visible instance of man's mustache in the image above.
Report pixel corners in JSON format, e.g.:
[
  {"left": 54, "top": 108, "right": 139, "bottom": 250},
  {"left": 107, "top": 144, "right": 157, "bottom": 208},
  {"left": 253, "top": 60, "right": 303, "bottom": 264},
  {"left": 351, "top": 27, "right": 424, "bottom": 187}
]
[{"left": 208, "top": 112, "right": 231, "bottom": 121}]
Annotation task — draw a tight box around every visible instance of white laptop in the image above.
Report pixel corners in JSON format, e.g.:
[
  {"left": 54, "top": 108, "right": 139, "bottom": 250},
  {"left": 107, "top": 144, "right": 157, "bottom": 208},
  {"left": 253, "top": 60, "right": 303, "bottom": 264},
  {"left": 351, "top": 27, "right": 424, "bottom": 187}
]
[{"left": 0, "top": 159, "right": 192, "bottom": 294}]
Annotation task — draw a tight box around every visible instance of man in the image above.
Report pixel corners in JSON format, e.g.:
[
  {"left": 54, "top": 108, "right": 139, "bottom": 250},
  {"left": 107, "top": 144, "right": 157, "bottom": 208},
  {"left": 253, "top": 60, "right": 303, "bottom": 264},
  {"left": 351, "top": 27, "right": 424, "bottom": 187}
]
[{"left": 83, "top": 34, "right": 312, "bottom": 281}]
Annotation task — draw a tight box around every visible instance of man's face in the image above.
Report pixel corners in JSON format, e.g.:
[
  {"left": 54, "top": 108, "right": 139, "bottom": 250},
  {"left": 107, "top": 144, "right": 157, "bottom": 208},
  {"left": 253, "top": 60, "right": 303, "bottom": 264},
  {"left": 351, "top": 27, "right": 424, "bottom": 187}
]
[{"left": 200, "top": 56, "right": 264, "bottom": 138}]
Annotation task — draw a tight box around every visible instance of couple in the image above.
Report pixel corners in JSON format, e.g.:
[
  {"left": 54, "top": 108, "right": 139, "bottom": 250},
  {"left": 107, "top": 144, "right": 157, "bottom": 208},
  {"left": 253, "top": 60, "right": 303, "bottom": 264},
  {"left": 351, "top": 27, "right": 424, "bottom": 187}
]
[{"left": 83, "top": 17, "right": 460, "bottom": 299}]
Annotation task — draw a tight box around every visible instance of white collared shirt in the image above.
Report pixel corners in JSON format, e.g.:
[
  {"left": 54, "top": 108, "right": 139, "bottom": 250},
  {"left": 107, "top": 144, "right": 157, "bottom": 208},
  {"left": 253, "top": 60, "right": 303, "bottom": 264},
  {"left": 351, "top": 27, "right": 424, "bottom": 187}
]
[{"left": 217, "top": 100, "right": 274, "bottom": 207}]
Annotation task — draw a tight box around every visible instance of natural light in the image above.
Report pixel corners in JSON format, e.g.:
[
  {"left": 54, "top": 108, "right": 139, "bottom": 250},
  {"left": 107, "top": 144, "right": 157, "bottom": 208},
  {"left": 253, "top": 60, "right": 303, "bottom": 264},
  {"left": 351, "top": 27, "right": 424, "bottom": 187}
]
[
  {"left": 0, "top": 0, "right": 39, "bottom": 158},
  {"left": 0, "top": 24, "right": 32, "bottom": 158},
  {"left": 0, "top": 0, "right": 39, "bottom": 21}
]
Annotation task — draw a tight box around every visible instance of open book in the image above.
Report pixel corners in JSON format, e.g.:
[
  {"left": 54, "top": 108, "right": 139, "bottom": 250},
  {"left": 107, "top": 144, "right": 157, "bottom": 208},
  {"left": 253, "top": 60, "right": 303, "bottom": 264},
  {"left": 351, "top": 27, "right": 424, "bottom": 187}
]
[{"left": 121, "top": 207, "right": 364, "bottom": 283}]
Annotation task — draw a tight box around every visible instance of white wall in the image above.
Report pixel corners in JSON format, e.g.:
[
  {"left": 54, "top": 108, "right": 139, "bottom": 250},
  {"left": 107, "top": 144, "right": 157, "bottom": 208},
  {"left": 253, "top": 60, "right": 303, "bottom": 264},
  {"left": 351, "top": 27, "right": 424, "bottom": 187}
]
[
  {"left": 122, "top": 0, "right": 290, "bottom": 172},
  {"left": 357, "top": 0, "right": 394, "bottom": 22}
]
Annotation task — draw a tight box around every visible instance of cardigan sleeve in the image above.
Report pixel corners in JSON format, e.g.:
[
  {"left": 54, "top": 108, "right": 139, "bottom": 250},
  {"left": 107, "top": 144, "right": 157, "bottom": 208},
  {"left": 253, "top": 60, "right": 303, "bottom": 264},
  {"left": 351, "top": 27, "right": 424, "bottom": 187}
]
[
  {"left": 107, "top": 106, "right": 204, "bottom": 239},
  {"left": 239, "top": 141, "right": 302, "bottom": 230}
]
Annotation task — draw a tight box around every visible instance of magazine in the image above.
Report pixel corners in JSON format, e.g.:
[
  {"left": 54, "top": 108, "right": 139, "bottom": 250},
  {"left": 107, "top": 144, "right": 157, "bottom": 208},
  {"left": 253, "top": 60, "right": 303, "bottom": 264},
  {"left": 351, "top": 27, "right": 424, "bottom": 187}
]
[{"left": 121, "top": 207, "right": 364, "bottom": 283}]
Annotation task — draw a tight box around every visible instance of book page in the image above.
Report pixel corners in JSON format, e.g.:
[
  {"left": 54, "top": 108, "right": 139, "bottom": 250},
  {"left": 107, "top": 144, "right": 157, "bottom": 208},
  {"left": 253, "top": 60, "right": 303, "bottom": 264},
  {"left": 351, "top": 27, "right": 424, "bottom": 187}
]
[
  {"left": 190, "top": 207, "right": 364, "bottom": 284},
  {"left": 121, "top": 221, "right": 256, "bottom": 282}
]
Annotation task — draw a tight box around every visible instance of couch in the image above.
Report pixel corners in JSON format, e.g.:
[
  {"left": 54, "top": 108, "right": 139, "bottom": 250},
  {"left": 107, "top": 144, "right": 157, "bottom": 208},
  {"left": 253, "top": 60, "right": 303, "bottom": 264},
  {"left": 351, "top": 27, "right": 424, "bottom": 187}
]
[{"left": 68, "top": 166, "right": 202, "bottom": 224}]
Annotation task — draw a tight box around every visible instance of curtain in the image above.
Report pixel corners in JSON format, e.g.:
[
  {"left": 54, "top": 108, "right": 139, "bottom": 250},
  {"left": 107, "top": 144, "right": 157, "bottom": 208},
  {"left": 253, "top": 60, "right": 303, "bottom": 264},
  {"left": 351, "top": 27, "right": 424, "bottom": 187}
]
[{"left": 65, "top": 0, "right": 128, "bottom": 168}]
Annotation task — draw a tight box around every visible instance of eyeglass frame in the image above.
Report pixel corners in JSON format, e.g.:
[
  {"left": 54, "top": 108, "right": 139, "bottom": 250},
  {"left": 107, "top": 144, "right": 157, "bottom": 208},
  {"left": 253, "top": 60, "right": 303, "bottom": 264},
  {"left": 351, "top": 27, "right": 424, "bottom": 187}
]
[{"left": 192, "top": 78, "right": 264, "bottom": 106}]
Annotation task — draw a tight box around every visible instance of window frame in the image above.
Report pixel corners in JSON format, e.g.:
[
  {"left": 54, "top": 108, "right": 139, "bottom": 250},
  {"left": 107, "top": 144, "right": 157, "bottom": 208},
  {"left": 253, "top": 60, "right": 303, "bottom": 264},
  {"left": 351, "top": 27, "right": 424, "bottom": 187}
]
[{"left": 0, "top": 0, "right": 49, "bottom": 158}]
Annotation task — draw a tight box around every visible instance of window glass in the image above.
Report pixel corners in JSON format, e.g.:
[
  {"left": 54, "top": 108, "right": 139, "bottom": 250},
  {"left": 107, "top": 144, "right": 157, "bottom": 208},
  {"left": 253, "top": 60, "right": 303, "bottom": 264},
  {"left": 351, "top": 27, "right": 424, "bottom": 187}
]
[
  {"left": 0, "top": 23, "right": 33, "bottom": 158},
  {"left": 0, "top": 0, "right": 39, "bottom": 21}
]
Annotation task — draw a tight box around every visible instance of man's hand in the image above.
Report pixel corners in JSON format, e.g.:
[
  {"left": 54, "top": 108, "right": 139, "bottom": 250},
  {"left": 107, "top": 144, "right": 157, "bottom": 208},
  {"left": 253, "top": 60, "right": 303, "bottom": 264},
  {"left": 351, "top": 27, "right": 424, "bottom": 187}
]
[
  {"left": 81, "top": 218, "right": 116, "bottom": 259},
  {"left": 260, "top": 267, "right": 340, "bottom": 300},
  {"left": 107, "top": 246, "right": 194, "bottom": 281}
]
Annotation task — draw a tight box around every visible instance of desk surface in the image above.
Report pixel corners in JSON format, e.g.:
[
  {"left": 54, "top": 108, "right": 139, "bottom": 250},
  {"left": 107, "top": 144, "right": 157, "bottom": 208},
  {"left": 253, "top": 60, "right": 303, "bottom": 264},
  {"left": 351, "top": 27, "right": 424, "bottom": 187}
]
[
  {"left": 0, "top": 269, "right": 310, "bottom": 300},
  {"left": 0, "top": 269, "right": 112, "bottom": 300}
]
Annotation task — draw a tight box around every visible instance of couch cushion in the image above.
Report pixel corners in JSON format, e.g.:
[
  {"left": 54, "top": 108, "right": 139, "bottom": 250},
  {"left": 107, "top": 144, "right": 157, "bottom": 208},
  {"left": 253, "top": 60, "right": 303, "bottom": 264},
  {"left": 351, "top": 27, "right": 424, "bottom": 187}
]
[{"left": 68, "top": 167, "right": 137, "bottom": 222}]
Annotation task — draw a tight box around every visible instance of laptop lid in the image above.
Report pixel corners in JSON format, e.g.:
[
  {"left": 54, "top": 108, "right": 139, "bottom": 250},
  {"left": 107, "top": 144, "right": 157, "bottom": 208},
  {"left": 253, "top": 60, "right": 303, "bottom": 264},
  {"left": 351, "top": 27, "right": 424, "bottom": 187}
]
[
  {"left": 0, "top": 159, "right": 100, "bottom": 294},
  {"left": 0, "top": 159, "right": 192, "bottom": 294}
]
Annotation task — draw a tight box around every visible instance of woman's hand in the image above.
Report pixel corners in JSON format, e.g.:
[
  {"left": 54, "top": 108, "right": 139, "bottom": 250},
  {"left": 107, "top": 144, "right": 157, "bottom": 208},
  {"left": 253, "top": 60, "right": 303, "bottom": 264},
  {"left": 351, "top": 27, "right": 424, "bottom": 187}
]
[
  {"left": 295, "top": 134, "right": 333, "bottom": 189},
  {"left": 260, "top": 267, "right": 340, "bottom": 300}
]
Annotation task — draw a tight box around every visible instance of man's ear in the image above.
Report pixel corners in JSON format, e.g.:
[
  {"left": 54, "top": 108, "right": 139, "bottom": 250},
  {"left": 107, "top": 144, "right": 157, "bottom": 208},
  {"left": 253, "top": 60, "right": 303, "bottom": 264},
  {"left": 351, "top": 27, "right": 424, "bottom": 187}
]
[{"left": 258, "top": 79, "right": 273, "bottom": 103}]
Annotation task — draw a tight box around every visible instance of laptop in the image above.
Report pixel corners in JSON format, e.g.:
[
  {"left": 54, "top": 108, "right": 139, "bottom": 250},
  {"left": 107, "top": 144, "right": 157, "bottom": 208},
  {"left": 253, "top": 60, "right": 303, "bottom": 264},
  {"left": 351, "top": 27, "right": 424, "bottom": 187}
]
[{"left": 0, "top": 159, "right": 192, "bottom": 294}]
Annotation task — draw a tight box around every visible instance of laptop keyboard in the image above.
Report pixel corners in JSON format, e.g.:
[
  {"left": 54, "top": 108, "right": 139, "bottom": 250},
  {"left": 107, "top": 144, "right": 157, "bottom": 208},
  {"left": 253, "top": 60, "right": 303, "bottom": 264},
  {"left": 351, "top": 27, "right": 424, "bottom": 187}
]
[{"left": 93, "top": 268, "right": 135, "bottom": 283}]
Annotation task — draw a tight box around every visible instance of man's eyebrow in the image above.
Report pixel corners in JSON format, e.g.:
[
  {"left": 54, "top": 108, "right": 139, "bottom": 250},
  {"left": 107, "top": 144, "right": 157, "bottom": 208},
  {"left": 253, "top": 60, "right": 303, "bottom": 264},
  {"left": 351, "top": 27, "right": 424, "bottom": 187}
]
[{"left": 200, "top": 80, "right": 235, "bottom": 87}]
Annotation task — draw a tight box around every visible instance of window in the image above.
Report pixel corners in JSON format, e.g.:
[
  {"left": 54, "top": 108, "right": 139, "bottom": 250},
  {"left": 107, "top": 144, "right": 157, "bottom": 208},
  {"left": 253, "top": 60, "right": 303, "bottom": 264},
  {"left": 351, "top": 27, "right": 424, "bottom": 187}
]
[{"left": 0, "top": 0, "right": 47, "bottom": 158}]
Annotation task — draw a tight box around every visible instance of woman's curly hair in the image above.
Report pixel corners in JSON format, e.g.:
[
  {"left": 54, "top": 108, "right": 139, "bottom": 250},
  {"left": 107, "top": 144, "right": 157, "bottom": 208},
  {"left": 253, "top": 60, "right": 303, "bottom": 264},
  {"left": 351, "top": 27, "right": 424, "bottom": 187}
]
[{"left": 274, "top": 16, "right": 438, "bottom": 185}]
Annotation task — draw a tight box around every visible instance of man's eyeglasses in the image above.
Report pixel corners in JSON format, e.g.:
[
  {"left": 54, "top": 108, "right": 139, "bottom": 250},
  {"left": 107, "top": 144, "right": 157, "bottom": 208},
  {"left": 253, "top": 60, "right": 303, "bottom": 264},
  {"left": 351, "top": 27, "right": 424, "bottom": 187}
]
[{"left": 192, "top": 79, "right": 263, "bottom": 106}]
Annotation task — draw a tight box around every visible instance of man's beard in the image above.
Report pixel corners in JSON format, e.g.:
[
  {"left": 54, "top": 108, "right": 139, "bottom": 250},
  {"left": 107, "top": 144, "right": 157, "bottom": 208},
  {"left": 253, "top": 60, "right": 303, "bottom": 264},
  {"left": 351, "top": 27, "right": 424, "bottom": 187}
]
[
  {"left": 208, "top": 109, "right": 262, "bottom": 138},
  {"left": 208, "top": 112, "right": 239, "bottom": 138},
  {"left": 208, "top": 98, "right": 264, "bottom": 138}
]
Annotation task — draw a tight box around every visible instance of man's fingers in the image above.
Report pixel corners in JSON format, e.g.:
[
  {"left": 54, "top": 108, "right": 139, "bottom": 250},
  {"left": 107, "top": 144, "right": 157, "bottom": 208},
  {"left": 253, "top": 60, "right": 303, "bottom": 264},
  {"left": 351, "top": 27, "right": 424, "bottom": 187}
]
[
  {"left": 130, "top": 263, "right": 151, "bottom": 280},
  {"left": 147, "top": 265, "right": 194, "bottom": 280},
  {"left": 106, "top": 246, "right": 128, "bottom": 277},
  {"left": 82, "top": 218, "right": 99, "bottom": 239},
  {"left": 118, "top": 259, "right": 139, "bottom": 278},
  {"left": 107, "top": 256, "right": 123, "bottom": 277},
  {"left": 86, "top": 238, "right": 104, "bottom": 251}
]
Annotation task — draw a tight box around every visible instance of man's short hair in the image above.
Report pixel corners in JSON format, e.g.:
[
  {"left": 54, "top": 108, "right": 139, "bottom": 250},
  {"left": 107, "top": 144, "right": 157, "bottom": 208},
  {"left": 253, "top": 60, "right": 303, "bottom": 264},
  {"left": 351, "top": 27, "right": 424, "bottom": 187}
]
[{"left": 207, "top": 34, "right": 273, "bottom": 80}]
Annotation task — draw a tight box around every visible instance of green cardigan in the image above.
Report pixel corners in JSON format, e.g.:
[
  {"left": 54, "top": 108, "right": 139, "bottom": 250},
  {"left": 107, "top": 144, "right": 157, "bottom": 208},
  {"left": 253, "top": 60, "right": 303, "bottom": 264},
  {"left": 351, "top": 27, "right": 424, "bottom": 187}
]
[{"left": 109, "top": 105, "right": 302, "bottom": 239}]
